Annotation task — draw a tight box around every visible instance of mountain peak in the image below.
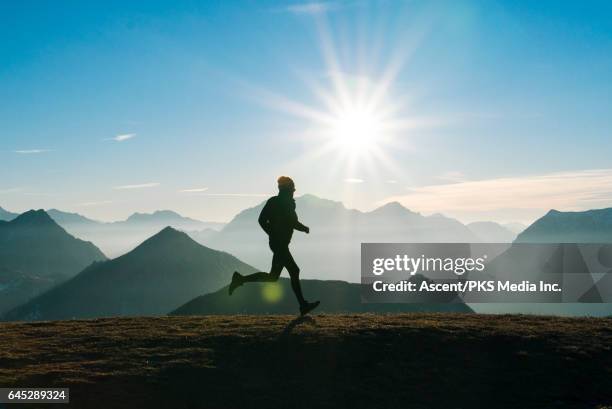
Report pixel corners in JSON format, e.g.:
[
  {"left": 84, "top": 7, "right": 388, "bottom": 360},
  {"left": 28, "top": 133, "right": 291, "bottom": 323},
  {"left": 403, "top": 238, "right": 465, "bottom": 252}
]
[
  {"left": 139, "top": 226, "right": 195, "bottom": 247},
  {"left": 516, "top": 206, "right": 612, "bottom": 243},
  {"left": 298, "top": 193, "right": 321, "bottom": 201},
  {"left": 377, "top": 201, "right": 407, "bottom": 211},
  {"left": 126, "top": 210, "right": 192, "bottom": 223},
  {"left": 0, "top": 209, "right": 106, "bottom": 280},
  {"left": 371, "top": 201, "right": 417, "bottom": 217},
  {"left": 123, "top": 226, "right": 201, "bottom": 259},
  {"left": 12, "top": 209, "right": 55, "bottom": 226},
  {"left": 297, "top": 194, "right": 345, "bottom": 208},
  {"left": 153, "top": 210, "right": 182, "bottom": 217},
  {"left": 158, "top": 225, "right": 182, "bottom": 235}
]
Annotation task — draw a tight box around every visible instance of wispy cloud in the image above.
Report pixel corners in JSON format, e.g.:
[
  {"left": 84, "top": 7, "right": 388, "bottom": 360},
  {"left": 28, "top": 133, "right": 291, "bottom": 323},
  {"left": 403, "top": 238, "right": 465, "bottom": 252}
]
[
  {"left": 113, "top": 182, "right": 160, "bottom": 190},
  {"left": 284, "top": 2, "right": 334, "bottom": 15},
  {"left": 22, "top": 192, "right": 55, "bottom": 197},
  {"left": 436, "top": 171, "right": 467, "bottom": 183},
  {"left": 0, "top": 187, "right": 23, "bottom": 194},
  {"left": 0, "top": 187, "right": 52, "bottom": 196},
  {"left": 76, "top": 200, "right": 113, "bottom": 207},
  {"left": 108, "top": 133, "right": 136, "bottom": 142},
  {"left": 179, "top": 187, "right": 209, "bottom": 193},
  {"left": 381, "top": 168, "right": 612, "bottom": 218},
  {"left": 199, "top": 193, "right": 269, "bottom": 198},
  {"left": 13, "top": 149, "right": 51, "bottom": 154},
  {"left": 344, "top": 178, "right": 364, "bottom": 184}
]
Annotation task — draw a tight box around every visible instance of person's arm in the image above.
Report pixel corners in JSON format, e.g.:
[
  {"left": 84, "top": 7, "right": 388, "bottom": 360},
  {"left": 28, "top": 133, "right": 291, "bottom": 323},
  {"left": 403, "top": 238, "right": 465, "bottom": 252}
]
[
  {"left": 258, "top": 200, "right": 272, "bottom": 235},
  {"left": 294, "top": 219, "right": 310, "bottom": 234}
]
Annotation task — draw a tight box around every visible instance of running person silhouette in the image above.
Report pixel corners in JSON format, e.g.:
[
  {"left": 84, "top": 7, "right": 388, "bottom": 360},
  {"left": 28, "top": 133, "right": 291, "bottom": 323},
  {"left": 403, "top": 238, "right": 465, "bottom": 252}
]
[{"left": 229, "top": 176, "right": 320, "bottom": 316}]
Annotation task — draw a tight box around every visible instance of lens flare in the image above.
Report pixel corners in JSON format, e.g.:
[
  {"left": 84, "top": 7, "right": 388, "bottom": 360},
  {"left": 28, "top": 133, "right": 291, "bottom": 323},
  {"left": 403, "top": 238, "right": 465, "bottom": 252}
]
[{"left": 261, "top": 282, "right": 283, "bottom": 303}]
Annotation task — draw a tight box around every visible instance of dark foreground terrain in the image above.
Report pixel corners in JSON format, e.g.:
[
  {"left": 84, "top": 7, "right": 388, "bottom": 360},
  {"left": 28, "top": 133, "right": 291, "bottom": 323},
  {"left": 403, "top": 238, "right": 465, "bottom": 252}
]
[{"left": 0, "top": 314, "right": 611, "bottom": 409}]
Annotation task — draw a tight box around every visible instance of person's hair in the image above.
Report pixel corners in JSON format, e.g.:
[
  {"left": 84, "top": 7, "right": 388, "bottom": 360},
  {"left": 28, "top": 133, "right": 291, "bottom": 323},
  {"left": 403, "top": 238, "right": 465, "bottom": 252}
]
[{"left": 277, "top": 176, "right": 295, "bottom": 191}]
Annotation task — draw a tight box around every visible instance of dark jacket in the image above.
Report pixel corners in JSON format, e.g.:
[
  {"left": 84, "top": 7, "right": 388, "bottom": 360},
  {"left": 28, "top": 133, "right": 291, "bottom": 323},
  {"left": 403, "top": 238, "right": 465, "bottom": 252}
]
[{"left": 258, "top": 194, "right": 308, "bottom": 245}]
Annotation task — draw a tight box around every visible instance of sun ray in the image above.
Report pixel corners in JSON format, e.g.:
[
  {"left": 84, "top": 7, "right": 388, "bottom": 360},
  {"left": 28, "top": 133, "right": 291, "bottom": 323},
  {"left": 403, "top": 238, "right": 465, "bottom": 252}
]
[{"left": 241, "top": 7, "right": 445, "bottom": 204}]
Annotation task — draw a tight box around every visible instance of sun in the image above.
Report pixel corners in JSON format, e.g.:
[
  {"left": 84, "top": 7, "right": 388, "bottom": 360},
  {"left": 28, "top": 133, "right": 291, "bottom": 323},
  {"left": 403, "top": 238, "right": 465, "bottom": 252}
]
[
  {"left": 329, "top": 105, "right": 383, "bottom": 155},
  {"left": 246, "top": 8, "right": 434, "bottom": 177}
]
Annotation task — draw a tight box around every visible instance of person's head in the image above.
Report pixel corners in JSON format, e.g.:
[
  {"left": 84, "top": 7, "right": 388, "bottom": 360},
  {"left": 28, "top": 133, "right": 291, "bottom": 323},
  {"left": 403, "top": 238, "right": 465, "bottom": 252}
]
[{"left": 277, "top": 176, "right": 295, "bottom": 197}]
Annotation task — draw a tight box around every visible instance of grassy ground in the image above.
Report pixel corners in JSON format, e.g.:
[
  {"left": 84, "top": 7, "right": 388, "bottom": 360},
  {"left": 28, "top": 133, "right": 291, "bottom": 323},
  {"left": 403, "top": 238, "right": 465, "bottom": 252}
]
[{"left": 0, "top": 313, "right": 611, "bottom": 409}]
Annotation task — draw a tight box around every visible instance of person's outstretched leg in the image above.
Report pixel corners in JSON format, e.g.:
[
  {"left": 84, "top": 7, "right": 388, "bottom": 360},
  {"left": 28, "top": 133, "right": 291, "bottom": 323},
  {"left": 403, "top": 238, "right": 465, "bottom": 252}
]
[
  {"left": 228, "top": 250, "right": 283, "bottom": 295},
  {"left": 240, "top": 271, "right": 278, "bottom": 282}
]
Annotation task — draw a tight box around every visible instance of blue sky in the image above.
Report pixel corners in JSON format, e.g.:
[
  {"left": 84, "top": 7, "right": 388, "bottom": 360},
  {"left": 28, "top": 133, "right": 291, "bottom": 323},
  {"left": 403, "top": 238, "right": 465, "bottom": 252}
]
[{"left": 1, "top": 0, "right": 612, "bottom": 223}]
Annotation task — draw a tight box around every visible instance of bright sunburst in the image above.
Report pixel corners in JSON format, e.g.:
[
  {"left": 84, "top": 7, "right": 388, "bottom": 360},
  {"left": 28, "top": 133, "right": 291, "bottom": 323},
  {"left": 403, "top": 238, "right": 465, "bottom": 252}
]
[
  {"left": 248, "top": 8, "right": 434, "bottom": 182},
  {"left": 329, "top": 104, "right": 384, "bottom": 155}
]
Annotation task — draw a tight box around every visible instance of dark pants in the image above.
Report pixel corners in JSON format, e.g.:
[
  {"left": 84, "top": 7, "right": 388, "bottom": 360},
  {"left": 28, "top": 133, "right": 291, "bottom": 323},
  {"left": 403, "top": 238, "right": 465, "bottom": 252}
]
[{"left": 241, "top": 241, "right": 306, "bottom": 306}]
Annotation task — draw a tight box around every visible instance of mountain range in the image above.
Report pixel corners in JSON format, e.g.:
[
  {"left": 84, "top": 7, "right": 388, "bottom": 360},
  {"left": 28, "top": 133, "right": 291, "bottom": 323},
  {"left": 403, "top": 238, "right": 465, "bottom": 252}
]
[
  {"left": 0, "top": 210, "right": 106, "bottom": 277},
  {"left": 516, "top": 207, "right": 612, "bottom": 243},
  {"left": 1, "top": 206, "right": 225, "bottom": 256},
  {"left": 2, "top": 227, "right": 256, "bottom": 321},
  {"left": 46, "top": 209, "right": 226, "bottom": 257},
  {"left": 201, "top": 195, "right": 518, "bottom": 283},
  {"left": 2, "top": 201, "right": 612, "bottom": 320},
  {"left": 2, "top": 200, "right": 521, "bottom": 261},
  {"left": 0, "top": 210, "right": 106, "bottom": 314},
  {"left": 467, "top": 206, "right": 612, "bottom": 316}
]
